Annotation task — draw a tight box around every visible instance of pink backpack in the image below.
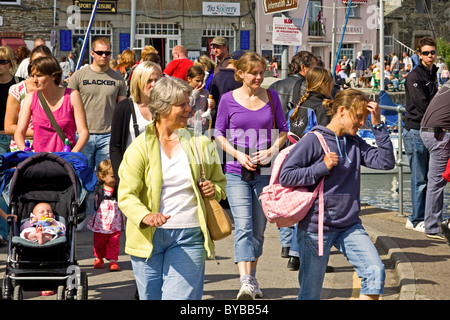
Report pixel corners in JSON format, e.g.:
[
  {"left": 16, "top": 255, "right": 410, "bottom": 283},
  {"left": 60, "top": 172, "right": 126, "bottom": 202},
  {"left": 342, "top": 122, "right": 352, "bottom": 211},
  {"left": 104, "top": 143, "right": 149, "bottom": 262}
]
[{"left": 260, "top": 131, "right": 330, "bottom": 256}]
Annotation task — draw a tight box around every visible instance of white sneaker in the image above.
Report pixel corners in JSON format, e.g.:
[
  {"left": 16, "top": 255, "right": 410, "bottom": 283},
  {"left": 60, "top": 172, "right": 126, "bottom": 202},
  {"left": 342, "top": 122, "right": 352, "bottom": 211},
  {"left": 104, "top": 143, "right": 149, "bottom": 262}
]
[
  {"left": 251, "top": 277, "right": 263, "bottom": 298},
  {"left": 405, "top": 219, "right": 425, "bottom": 233},
  {"left": 414, "top": 221, "right": 425, "bottom": 233},
  {"left": 237, "top": 279, "right": 255, "bottom": 300}
]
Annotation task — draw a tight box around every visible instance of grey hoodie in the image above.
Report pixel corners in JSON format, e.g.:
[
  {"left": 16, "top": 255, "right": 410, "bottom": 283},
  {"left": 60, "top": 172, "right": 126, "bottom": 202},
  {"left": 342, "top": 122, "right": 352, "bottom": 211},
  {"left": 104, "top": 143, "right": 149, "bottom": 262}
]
[{"left": 279, "top": 125, "right": 395, "bottom": 233}]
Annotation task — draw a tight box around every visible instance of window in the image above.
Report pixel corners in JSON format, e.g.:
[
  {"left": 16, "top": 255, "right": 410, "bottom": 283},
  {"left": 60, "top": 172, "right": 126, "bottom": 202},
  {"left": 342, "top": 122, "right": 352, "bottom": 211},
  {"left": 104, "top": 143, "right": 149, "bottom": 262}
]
[
  {"left": 308, "top": 1, "right": 325, "bottom": 36},
  {"left": 339, "top": 44, "right": 355, "bottom": 61},
  {"left": 136, "top": 23, "right": 179, "bottom": 36},
  {"left": 0, "top": 0, "right": 20, "bottom": 5},
  {"left": 346, "top": 4, "right": 360, "bottom": 18},
  {"left": 415, "top": 0, "right": 431, "bottom": 13},
  {"left": 202, "top": 23, "right": 236, "bottom": 58},
  {"left": 273, "top": 45, "right": 284, "bottom": 63}
]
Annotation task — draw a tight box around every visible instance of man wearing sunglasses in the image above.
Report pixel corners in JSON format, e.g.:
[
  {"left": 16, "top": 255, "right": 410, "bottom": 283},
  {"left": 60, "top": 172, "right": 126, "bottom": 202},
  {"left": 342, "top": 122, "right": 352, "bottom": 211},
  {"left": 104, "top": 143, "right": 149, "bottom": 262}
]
[
  {"left": 68, "top": 37, "right": 127, "bottom": 229},
  {"left": 403, "top": 36, "right": 439, "bottom": 238}
]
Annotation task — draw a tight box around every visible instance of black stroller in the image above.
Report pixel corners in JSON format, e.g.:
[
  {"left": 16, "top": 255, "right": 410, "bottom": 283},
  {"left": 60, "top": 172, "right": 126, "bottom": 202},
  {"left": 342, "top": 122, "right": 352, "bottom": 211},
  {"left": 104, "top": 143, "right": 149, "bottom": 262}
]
[{"left": 3, "top": 152, "right": 88, "bottom": 300}]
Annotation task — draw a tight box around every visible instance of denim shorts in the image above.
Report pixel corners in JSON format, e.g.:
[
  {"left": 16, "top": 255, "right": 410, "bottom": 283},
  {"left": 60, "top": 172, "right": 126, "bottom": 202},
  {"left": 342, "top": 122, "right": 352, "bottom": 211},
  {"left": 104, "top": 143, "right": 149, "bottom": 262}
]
[
  {"left": 297, "top": 223, "right": 385, "bottom": 299},
  {"left": 130, "top": 227, "right": 206, "bottom": 300}
]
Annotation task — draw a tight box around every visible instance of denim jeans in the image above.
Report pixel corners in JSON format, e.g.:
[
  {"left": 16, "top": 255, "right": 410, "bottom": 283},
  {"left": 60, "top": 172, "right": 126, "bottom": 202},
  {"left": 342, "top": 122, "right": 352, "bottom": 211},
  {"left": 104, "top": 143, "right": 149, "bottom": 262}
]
[
  {"left": 79, "top": 133, "right": 111, "bottom": 216},
  {"left": 279, "top": 226, "right": 299, "bottom": 257},
  {"left": 402, "top": 128, "right": 429, "bottom": 226},
  {"left": 420, "top": 131, "right": 450, "bottom": 233},
  {"left": 297, "top": 223, "right": 385, "bottom": 300},
  {"left": 225, "top": 173, "right": 270, "bottom": 263},
  {"left": 80, "top": 133, "right": 111, "bottom": 171},
  {"left": 130, "top": 227, "right": 206, "bottom": 300}
]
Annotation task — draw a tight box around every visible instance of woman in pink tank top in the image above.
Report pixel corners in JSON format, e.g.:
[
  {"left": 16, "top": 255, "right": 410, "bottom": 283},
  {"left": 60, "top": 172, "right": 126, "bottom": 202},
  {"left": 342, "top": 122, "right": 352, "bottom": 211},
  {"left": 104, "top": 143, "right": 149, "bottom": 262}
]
[{"left": 14, "top": 56, "right": 89, "bottom": 153}]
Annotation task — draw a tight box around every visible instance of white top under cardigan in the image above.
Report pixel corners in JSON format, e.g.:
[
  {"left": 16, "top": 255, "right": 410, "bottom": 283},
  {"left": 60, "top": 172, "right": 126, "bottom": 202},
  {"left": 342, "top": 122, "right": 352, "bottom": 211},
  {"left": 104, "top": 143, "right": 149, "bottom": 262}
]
[{"left": 157, "top": 143, "right": 200, "bottom": 229}]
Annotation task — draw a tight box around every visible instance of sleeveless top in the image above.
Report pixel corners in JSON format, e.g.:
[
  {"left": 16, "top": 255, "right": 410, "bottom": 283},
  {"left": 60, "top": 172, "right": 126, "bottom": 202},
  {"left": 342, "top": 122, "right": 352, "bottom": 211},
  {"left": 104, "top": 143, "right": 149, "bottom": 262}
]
[{"left": 31, "top": 88, "right": 76, "bottom": 152}]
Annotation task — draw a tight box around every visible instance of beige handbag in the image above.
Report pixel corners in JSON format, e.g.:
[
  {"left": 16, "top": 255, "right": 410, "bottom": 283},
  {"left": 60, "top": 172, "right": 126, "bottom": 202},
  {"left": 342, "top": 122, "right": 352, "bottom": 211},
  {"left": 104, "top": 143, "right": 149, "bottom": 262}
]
[{"left": 195, "top": 136, "right": 232, "bottom": 241}]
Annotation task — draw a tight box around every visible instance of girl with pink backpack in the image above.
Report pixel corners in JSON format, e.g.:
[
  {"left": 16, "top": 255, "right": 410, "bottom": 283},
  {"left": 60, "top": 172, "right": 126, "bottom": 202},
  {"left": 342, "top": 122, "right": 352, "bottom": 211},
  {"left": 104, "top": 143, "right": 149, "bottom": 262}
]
[{"left": 279, "top": 89, "right": 395, "bottom": 300}]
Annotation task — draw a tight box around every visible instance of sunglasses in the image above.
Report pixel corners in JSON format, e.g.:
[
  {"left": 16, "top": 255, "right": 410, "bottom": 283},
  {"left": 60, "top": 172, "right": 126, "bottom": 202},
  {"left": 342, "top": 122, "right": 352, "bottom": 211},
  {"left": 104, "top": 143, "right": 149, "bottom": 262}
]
[
  {"left": 0, "top": 60, "right": 10, "bottom": 65},
  {"left": 421, "top": 50, "right": 436, "bottom": 56},
  {"left": 93, "top": 50, "right": 112, "bottom": 56}
]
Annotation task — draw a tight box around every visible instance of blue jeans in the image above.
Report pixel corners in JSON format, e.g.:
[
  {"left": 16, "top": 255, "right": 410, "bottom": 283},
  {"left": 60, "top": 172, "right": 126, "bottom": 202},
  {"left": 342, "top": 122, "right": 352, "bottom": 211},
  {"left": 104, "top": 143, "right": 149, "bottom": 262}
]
[
  {"left": 420, "top": 131, "right": 450, "bottom": 233},
  {"left": 80, "top": 133, "right": 111, "bottom": 171},
  {"left": 297, "top": 223, "right": 385, "bottom": 300},
  {"left": 225, "top": 173, "right": 270, "bottom": 263},
  {"left": 279, "top": 226, "right": 299, "bottom": 257},
  {"left": 130, "top": 227, "right": 206, "bottom": 300},
  {"left": 79, "top": 133, "right": 111, "bottom": 216},
  {"left": 403, "top": 128, "right": 429, "bottom": 226}
]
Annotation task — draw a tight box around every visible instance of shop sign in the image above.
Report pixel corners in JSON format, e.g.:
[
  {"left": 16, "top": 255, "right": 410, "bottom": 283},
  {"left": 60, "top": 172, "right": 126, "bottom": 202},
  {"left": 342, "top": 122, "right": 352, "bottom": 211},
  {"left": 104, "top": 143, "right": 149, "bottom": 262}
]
[{"left": 73, "top": 0, "right": 117, "bottom": 14}]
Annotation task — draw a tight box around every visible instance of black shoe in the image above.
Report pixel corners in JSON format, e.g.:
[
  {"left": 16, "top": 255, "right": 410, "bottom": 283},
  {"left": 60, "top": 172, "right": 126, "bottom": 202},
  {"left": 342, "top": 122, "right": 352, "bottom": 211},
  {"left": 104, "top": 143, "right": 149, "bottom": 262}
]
[
  {"left": 439, "top": 219, "right": 450, "bottom": 245},
  {"left": 281, "top": 247, "right": 290, "bottom": 258},
  {"left": 287, "top": 257, "right": 300, "bottom": 271}
]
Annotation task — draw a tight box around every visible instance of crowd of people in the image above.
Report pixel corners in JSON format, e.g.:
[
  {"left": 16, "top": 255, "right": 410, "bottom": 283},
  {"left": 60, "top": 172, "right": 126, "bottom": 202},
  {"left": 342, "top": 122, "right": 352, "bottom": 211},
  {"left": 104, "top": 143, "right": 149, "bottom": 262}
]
[{"left": 0, "top": 33, "right": 448, "bottom": 301}]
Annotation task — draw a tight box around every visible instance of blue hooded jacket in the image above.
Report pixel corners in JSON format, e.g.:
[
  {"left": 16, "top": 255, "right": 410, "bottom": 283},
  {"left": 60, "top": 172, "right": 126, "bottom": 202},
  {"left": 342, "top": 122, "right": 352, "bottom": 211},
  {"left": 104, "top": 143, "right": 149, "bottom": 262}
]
[{"left": 279, "top": 125, "right": 395, "bottom": 233}]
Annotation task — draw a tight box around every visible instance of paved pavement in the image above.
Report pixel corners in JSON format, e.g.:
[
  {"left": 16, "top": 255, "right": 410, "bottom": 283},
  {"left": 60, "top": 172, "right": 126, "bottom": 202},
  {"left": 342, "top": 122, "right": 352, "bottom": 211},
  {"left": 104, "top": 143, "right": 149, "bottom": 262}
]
[{"left": 2, "top": 203, "right": 449, "bottom": 301}]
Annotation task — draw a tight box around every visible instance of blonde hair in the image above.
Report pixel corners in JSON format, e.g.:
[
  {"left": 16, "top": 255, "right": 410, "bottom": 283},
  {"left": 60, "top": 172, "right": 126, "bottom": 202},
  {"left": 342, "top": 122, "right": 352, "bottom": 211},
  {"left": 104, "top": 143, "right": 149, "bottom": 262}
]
[
  {"left": 322, "top": 89, "right": 370, "bottom": 120},
  {"left": 194, "top": 55, "right": 215, "bottom": 71},
  {"left": 129, "top": 61, "right": 162, "bottom": 103},
  {"left": 141, "top": 45, "right": 158, "bottom": 60},
  {"left": 234, "top": 52, "right": 267, "bottom": 83},
  {"left": 97, "top": 159, "right": 112, "bottom": 182},
  {"left": 149, "top": 77, "right": 193, "bottom": 122},
  {"left": 0, "top": 45, "right": 17, "bottom": 74},
  {"left": 290, "top": 67, "right": 333, "bottom": 123}
]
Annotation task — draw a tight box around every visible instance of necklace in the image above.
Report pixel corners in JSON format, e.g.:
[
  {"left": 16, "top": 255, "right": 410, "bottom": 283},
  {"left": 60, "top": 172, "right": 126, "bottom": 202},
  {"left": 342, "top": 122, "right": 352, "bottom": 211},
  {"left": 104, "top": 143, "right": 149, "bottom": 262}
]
[{"left": 158, "top": 135, "right": 179, "bottom": 142}]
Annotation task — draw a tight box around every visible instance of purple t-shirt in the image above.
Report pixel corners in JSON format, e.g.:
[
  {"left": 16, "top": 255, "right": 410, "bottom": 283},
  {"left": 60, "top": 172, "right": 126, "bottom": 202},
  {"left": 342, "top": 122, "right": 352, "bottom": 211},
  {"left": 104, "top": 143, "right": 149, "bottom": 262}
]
[{"left": 214, "top": 89, "right": 288, "bottom": 174}]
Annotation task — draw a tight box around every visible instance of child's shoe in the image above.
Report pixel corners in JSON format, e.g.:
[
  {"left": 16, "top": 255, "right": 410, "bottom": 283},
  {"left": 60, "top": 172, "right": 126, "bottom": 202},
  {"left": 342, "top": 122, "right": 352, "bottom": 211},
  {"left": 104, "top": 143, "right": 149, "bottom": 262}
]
[
  {"left": 109, "top": 261, "right": 120, "bottom": 271},
  {"left": 94, "top": 258, "right": 104, "bottom": 269}
]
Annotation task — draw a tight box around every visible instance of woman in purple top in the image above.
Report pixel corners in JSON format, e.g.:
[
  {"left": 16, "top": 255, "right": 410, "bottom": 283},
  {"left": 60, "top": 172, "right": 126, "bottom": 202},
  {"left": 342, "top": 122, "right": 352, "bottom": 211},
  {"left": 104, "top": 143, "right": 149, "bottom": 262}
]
[{"left": 215, "top": 52, "right": 288, "bottom": 300}]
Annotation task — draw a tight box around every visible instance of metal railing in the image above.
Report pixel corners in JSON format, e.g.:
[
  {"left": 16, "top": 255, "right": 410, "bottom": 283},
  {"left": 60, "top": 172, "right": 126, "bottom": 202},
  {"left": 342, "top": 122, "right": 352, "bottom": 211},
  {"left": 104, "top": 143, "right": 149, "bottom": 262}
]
[{"left": 379, "top": 104, "right": 407, "bottom": 217}]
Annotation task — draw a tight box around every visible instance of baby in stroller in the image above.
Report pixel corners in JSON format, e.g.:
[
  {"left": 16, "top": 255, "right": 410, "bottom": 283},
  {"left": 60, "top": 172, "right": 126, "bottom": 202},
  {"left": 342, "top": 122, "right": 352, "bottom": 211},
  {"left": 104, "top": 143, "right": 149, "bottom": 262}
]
[{"left": 20, "top": 202, "right": 66, "bottom": 245}]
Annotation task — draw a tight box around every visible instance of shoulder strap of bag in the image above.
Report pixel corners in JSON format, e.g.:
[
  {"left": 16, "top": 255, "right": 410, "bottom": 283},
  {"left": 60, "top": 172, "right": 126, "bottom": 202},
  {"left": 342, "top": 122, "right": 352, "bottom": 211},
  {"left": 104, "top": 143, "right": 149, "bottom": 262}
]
[
  {"left": 37, "top": 91, "right": 70, "bottom": 146},
  {"left": 194, "top": 135, "right": 206, "bottom": 182},
  {"left": 129, "top": 98, "right": 140, "bottom": 138},
  {"left": 309, "top": 130, "right": 330, "bottom": 257},
  {"left": 266, "top": 89, "right": 275, "bottom": 129}
]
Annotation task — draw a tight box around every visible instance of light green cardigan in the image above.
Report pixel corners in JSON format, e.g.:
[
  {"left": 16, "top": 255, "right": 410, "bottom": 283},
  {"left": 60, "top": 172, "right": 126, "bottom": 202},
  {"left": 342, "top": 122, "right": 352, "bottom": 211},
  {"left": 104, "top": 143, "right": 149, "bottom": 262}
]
[{"left": 118, "top": 121, "right": 227, "bottom": 260}]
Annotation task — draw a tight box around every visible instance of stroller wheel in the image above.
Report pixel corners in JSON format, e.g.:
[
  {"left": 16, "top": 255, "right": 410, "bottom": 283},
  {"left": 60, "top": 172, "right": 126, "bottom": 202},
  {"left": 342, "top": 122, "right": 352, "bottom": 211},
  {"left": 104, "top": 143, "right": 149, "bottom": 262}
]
[
  {"left": 13, "top": 285, "right": 23, "bottom": 300},
  {"left": 57, "top": 285, "right": 66, "bottom": 300},
  {"left": 76, "top": 272, "right": 88, "bottom": 300},
  {"left": 2, "top": 275, "right": 12, "bottom": 300}
]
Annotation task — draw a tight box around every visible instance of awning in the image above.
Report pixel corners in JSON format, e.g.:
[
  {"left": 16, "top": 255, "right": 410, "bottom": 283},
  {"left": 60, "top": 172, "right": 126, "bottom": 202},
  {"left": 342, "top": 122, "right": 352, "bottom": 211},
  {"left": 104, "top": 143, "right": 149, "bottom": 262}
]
[{"left": 0, "top": 38, "right": 27, "bottom": 51}]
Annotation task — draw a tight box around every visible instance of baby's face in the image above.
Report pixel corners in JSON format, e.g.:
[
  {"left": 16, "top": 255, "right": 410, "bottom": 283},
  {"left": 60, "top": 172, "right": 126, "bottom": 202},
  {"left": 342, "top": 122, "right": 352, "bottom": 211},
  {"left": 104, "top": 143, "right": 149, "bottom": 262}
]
[{"left": 33, "top": 203, "right": 54, "bottom": 220}]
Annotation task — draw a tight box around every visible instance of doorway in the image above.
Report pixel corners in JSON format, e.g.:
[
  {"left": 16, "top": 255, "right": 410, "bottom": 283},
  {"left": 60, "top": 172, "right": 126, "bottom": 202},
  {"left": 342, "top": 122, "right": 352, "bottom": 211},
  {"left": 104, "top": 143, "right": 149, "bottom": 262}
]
[{"left": 135, "top": 36, "right": 179, "bottom": 69}]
